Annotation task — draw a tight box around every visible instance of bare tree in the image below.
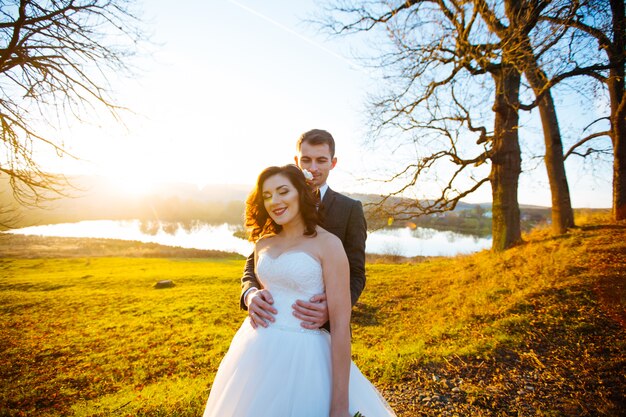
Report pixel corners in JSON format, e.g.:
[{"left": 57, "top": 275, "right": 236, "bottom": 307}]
[
  {"left": 0, "top": 0, "right": 145, "bottom": 207},
  {"left": 322, "top": 0, "right": 616, "bottom": 249},
  {"left": 543, "top": 0, "right": 626, "bottom": 220},
  {"left": 321, "top": 0, "right": 558, "bottom": 250},
  {"left": 474, "top": 0, "right": 576, "bottom": 234}
]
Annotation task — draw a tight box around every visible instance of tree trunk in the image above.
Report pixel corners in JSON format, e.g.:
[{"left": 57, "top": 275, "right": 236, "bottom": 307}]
[
  {"left": 539, "top": 92, "right": 575, "bottom": 232},
  {"left": 611, "top": 82, "right": 626, "bottom": 220},
  {"left": 609, "top": 0, "right": 626, "bottom": 220},
  {"left": 490, "top": 65, "right": 522, "bottom": 251},
  {"left": 523, "top": 59, "right": 575, "bottom": 233}
]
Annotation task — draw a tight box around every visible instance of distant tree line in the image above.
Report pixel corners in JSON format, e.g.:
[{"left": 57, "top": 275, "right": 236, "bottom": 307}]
[
  {"left": 2, "top": 178, "right": 607, "bottom": 239},
  {"left": 363, "top": 202, "right": 551, "bottom": 237},
  {"left": 0, "top": 185, "right": 246, "bottom": 230}
]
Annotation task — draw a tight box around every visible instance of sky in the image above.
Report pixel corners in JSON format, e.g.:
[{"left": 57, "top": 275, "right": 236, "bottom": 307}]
[{"left": 41, "top": 0, "right": 613, "bottom": 208}]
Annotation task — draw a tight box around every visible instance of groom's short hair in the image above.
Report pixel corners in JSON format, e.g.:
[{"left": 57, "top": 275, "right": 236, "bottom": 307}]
[{"left": 297, "top": 129, "right": 336, "bottom": 158}]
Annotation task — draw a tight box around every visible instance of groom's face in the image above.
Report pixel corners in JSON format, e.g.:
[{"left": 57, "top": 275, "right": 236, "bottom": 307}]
[{"left": 295, "top": 142, "right": 337, "bottom": 189}]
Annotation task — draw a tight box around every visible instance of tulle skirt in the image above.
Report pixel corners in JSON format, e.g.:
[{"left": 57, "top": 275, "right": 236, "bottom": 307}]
[{"left": 203, "top": 318, "right": 396, "bottom": 417}]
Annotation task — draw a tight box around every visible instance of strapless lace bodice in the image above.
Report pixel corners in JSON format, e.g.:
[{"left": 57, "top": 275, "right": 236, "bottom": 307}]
[{"left": 256, "top": 251, "right": 324, "bottom": 332}]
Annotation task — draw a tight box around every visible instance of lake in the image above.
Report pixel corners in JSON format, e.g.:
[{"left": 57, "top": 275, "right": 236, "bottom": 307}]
[{"left": 8, "top": 220, "right": 492, "bottom": 257}]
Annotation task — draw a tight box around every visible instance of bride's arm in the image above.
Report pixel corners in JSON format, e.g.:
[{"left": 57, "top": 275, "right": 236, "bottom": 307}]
[
  {"left": 321, "top": 235, "right": 352, "bottom": 417},
  {"left": 246, "top": 238, "right": 277, "bottom": 329}
]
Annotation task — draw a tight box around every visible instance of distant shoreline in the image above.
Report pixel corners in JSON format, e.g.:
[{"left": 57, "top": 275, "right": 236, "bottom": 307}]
[
  {"left": 0, "top": 233, "right": 436, "bottom": 263},
  {"left": 0, "top": 233, "right": 243, "bottom": 259}
]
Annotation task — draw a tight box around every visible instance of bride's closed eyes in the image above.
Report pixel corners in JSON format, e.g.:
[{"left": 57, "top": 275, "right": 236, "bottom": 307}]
[{"left": 262, "top": 185, "right": 291, "bottom": 201}]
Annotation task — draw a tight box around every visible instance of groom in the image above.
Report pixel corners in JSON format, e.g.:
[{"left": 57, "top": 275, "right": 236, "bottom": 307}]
[{"left": 240, "top": 129, "right": 367, "bottom": 331}]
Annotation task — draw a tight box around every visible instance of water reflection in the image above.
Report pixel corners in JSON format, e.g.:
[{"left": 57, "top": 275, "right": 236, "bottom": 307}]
[
  {"left": 8, "top": 220, "right": 492, "bottom": 257},
  {"left": 9, "top": 220, "right": 253, "bottom": 256},
  {"left": 366, "top": 227, "right": 491, "bottom": 257},
  {"left": 138, "top": 219, "right": 200, "bottom": 236}
]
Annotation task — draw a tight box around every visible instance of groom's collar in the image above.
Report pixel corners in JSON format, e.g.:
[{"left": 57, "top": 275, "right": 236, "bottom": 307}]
[{"left": 318, "top": 183, "right": 329, "bottom": 200}]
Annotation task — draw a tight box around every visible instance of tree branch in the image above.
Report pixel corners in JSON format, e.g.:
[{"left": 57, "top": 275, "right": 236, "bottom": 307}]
[{"left": 564, "top": 131, "right": 611, "bottom": 160}]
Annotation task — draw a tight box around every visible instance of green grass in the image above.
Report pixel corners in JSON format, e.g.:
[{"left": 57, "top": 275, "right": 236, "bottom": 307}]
[
  {"left": 0, "top": 257, "right": 244, "bottom": 416},
  {"left": 1, "top": 216, "right": 625, "bottom": 416}
]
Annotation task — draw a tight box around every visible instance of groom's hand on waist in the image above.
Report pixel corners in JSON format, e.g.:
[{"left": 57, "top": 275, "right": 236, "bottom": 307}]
[
  {"left": 246, "top": 289, "right": 277, "bottom": 329},
  {"left": 293, "top": 293, "right": 328, "bottom": 330}
]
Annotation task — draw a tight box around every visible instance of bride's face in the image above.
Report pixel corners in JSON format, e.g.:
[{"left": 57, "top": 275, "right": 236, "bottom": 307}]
[{"left": 262, "top": 173, "right": 301, "bottom": 226}]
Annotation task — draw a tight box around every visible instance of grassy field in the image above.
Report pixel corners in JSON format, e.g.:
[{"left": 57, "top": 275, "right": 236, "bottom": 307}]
[{"left": 1, "top": 214, "right": 625, "bottom": 416}]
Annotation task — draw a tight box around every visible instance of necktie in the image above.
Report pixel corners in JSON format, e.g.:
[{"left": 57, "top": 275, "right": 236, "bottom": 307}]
[{"left": 314, "top": 188, "right": 321, "bottom": 210}]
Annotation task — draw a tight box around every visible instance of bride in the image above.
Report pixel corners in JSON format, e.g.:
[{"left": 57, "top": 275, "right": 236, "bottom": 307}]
[{"left": 203, "top": 164, "right": 396, "bottom": 417}]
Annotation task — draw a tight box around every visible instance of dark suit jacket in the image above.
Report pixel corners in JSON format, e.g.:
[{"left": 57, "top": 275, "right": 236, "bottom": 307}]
[{"left": 240, "top": 187, "right": 367, "bottom": 329}]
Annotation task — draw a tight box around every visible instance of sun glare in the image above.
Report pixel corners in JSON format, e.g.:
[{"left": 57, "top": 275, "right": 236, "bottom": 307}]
[{"left": 107, "top": 171, "right": 158, "bottom": 196}]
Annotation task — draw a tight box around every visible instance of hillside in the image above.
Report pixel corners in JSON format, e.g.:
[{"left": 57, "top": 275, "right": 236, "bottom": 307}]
[
  {"left": 0, "top": 214, "right": 624, "bottom": 416},
  {"left": 368, "top": 214, "right": 626, "bottom": 415}
]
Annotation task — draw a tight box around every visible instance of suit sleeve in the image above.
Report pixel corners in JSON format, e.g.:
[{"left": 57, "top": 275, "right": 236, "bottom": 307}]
[
  {"left": 345, "top": 200, "right": 367, "bottom": 307},
  {"left": 240, "top": 251, "right": 260, "bottom": 310}
]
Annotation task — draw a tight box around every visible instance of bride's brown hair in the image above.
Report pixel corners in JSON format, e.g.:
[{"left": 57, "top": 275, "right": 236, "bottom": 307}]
[{"left": 245, "top": 164, "right": 321, "bottom": 242}]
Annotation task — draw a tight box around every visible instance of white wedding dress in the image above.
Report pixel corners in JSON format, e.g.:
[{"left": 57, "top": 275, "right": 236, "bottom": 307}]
[{"left": 203, "top": 251, "right": 397, "bottom": 417}]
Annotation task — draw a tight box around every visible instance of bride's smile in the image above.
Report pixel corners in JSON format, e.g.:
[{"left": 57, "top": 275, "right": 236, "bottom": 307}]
[{"left": 272, "top": 207, "right": 287, "bottom": 217}]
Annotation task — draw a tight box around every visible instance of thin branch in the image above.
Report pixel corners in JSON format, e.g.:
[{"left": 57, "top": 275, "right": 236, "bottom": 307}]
[{"left": 564, "top": 131, "right": 611, "bottom": 160}]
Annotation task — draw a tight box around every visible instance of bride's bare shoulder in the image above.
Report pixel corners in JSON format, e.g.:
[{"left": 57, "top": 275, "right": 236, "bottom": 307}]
[
  {"left": 255, "top": 234, "right": 278, "bottom": 252},
  {"left": 314, "top": 227, "right": 341, "bottom": 247}
]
